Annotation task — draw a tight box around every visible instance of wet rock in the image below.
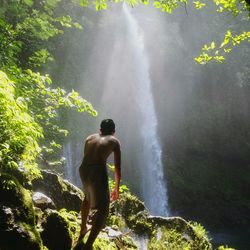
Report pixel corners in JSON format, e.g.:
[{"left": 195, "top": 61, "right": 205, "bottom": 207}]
[
  {"left": 0, "top": 173, "right": 42, "bottom": 250},
  {"left": 41, "top": 210, "right": 72, "bottom": 250},
  {"left": 32, "top": 170, "right": 83, "bottom": 212},
  {"left": 111, "top": 192, "right": 152, "bottom": 235},
  {"left": 148, "top": 216, "right": 201, "bottom": 242},
  {"left": 32, "top": 192, "right": 56, "bottom": 210},
  {"left": 111, "top": 192, "right": 212, "bottom": 249},
  {"left": 105, "top": 226, "right": 123, "bottom": 238}
]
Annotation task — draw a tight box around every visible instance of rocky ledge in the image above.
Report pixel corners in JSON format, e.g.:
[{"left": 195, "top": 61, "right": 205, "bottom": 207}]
[{"left": 0, "top": 169, "right": 234, "bottom": 250}]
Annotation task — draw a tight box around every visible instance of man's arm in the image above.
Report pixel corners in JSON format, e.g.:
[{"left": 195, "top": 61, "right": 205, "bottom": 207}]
[{"left": 111, "top": 140, "right": 121, "bottom": 201}]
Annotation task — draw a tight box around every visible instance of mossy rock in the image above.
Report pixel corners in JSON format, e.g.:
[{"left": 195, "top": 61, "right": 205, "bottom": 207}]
[
  {"left": 107, "top": 214, "right": 126, "bottom": 230},
  {"left": 0, "top": 172, "right": 42, "bottom": 250},
  {"left": 40, "top": 209, "right": 72, "bottom": 250},
  {"left": 112, "top": 192, "right": 153, "bottom": 235},
  {"left": 147, "top": 219, "right": 212, "bottom": 250},
  {"left": 76, "top": 229, "right": 138, "bottom": 250},
  {"left": 110, "top": 191, "right": 213, "bottom": 249},
  {"left": 32, "top": 170, "right": 83, "bottom": 212}
]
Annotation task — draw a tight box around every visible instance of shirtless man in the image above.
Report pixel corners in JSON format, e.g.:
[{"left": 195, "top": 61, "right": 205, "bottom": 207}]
[{"left": 77, "top": 119, "right": 121, "bottom": 250}]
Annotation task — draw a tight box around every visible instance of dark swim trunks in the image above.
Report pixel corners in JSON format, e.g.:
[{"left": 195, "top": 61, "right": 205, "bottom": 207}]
[{"left": 79, "top": 163, "right": 110, "bottom": 210}]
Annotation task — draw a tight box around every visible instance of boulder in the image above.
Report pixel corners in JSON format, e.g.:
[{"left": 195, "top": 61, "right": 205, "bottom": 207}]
[
  {"left": 111, "top": 192, "right": 152, "bottom": 235},
  {"left": 32, "top": 170, "right": 83, "bottom": 212},
  {"left": 147, "top": 215, "right": 212, "bottom": 249},
  {"left": 0, "top": 173, "right": 42, "bottom": 250},
  {"left": 40, "top": 210, "right": 72, "bottom": 250},
  {"left": 111, "top": 192, "right": 213, "bottom": 249},
  {"left": 32, "top": 192, "right": 56, "bottom": 210}
]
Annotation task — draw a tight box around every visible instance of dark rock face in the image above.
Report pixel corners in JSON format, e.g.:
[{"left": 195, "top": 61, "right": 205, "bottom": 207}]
[
  {"left": 0, "top": 173, "right": 42, "bottom": 250},
  {"left": 32, "top": 170, "right": 83, "bottom": 212},
  {"left": 40, "top": 210, "right": 72, "bottom": 250}
]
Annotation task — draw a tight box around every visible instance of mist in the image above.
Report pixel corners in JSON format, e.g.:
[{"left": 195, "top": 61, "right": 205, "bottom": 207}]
[{"left": 55, "top": 2, "right": 250, "bottom": 248}]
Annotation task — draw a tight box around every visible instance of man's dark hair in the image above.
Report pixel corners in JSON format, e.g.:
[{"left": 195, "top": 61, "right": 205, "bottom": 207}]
[{"left": 100, "top": 119, "right": 115, "bottom": 135}]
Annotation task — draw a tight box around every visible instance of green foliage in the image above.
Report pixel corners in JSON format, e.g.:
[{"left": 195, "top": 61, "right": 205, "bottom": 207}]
[
  {"left": 77, "top": 0, "right": 249, "bottom": 63},
  {"left": 109, "top": 178, "right": 129, "bottom": 193},
  {"left": 213, "top": 0, "right": 248, "bottom": 16},
  {"left": 28, "top": 49, "right": 53, "bottom": 68},
  {"left": 107, "top": 214, "right": 127, "bottom": 229},
  {"left": 148, "top": 226, "right": 211, "bottom": 250},
  {"left": 58, "top": 208, "right": 81, "bottom": 242},
  {"left": 193, "top": 1, "right": 206, "bottom": 9},
  {"left": 0, "top": 0, "right": 84, "bottom": 70},
  {"left": 0, "top": 71, "right": 42, "bottom": 178},
  {"left": 217, "top": 246, "right": 235, "bottom": 250},
  {"left": 189, "top": 222, "right": 207, "bottom": 240},
  {"left": 153, "top": 0, "right": 187, "bottom": 13},
  {"left": 148, "top": 228, "right": 191, "bottom": 250},
  {"left": 92, "top": 233, "right": 118, "bottom": 249},
  {"left": 143, "top": 0, "right": 248, "bottom": 63},
  {"left": 195, "top": 31, "right": 250, "bottom": 64},
  {"left": 113, "top": 192, "right": 153, "bottom": 235},
  {"left": 79, "top": 0, "right": 247, "bottom": 13},
  {"left": 108, "top": 164, "right": 129, "bottom": 193},
  {"left": 0, "top": 0, "right": 97, "bottom": 173}
]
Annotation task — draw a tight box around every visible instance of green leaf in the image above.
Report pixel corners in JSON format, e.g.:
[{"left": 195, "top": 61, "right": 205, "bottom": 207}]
[
  {"left": 80, "top": 0, "right": 89, "bottom": 7},
  {"left": 23, "top": 0, "right": 34, "bottom": 7}
]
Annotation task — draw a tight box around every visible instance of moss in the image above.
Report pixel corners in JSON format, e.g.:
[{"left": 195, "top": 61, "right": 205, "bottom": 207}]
[
  {"left": 58, "top": 176, "right": 68, "bottom": 192},
  {"left": 32, "top": 170, "right": 83, "bottom": 212},
  {"left": 188, "top": 221, "right": 212, "bottom": 249},
  {"left": 113, "top": 234, "right": 138, "bottom": 249},
  {"left": 34, "top": 207, "right": 44, "bottom": 226},
  {"left": 148, "top": 226, "right": 212, "bottom": 250},
  {"left": 20, "top": 222, "right": 42, "bottom": 246},
  {"left": 58, "top": 208, "right": 81, "bottom": 243},
  {"left": 148, "top": 227, "right": 191, "bottom": 250},
  {"left": 0, "top": 173, "right": 36, "bottom": 224},
  {"left": 110, "top": 190, "right": 214, "bottom": 249},
  {"left": 126, "top": 212, "right": 153, "bottom": 235},
  {"left": 217, "top": 246, "right": 236, "bottom": 250},
  {"left": 0, "top": 172, "right": 42, "bottom": 249},
  {"left": 41, "top": 210, "right": 72, "bottom": 250},
  {"left": 92, "top": 232, "right": 118, "bottom": 250},
  {"left": 112, "top": 192, "right": 153, "bottom": 235},
  {"left": 107, "top": 214, "right": 126, "bottom": 230},
  {"left": 83, "top": 231, "right": 137, "bottom": 250}
]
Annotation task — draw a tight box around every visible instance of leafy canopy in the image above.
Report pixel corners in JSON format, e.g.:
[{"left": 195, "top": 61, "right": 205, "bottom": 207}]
[
  {"left": 0, "top": 71, "right": 42, "bottom": 178},
  {"left": 0, "top": 0, "right": 97, "bottom": 178},
  {"left": 79, "top": 0, "right": 250, "bottom": 64}
]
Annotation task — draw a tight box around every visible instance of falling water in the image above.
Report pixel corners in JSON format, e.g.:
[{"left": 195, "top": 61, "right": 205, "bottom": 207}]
[
  {"left": 62, "top": 3, "right": 169, "bottom": 216},
  {"left": 63, "top": 140, "right": 83, "bottom": 186},
  {"left": 63, "top": 141, "right": 74, "bottom": 181},
  {"left": 123, "top": 4, "right": 168, "bottom": 216}
]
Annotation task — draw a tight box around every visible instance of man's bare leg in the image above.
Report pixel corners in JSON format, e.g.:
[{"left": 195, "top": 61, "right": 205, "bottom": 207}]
[
  {"left": 79, "top": 197, "right": 90, "bottom": 239},
  {"left": 83, "top": 205, "right": 109, "bottom": 250}
]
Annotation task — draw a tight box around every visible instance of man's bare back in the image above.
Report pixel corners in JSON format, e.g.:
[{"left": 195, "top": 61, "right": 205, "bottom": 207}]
[
  {"left": 76, "top": 119, "right": 121, "bottom": 250},
  {"left": 82, "top": 133, "right": 120, "bottom": 166}
]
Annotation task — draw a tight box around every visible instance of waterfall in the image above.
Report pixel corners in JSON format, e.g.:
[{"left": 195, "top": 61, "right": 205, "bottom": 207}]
[
  {"left": 63, "top": 141, "right": 74, "bottom": 181},
  {"left": 63, "top": 140, "right": 83, "bottom": 186},
  {"left": 62, "top": 4, "right": 169, "bottom": 216},
  {"left": 123, "top": 4, "right": 169, "bottom": 216}
]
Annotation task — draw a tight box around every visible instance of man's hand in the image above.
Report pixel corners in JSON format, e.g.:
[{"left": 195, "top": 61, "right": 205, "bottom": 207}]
[
  {"left": 112, "top": 139, "right": 121, "bottom": 202},
  {"left": 111, "top": 189, "right": 119, "bottom": 201}
]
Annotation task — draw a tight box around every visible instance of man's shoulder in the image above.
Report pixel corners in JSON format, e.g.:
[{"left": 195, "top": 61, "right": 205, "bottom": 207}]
[
  {"left": 86, "top": 133, "right": 99, "bottom": 141},
  {"left": 109, "top": 136, "right": 120, "bottom": 146}
]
